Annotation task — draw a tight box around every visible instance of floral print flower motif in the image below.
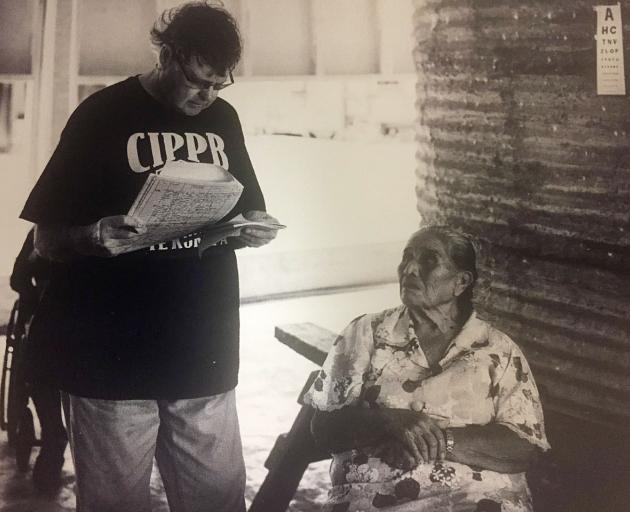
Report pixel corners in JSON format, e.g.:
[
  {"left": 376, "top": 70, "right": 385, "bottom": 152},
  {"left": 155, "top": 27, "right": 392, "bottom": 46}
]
[
  {"left": 332, "top": 376, "right": 353, "bottom": 403},
  {"left": 516, "top": 422, "right": 533, "bottom": 436},
  {"left": 488, "top": 382, "right": 500, "bottom": 399},
  {"left": 332, "top": 334, "right": 345, "bottom": 347},
  {"left": 374, "top": 340, "right": 413, "bottom": 354},
  {"left": 402, "top": 378, "right": 422, "bottom": 393},
  {"left": 374, "top": 325, "right": 392, "bottom": 344},
  {"left": 513, "top": 356, "right": 529, "bottom": 383},
  {"left": 371, "top": 313, "right": 388, "bottom": 336},
  {"left": 502, "top": 500, "right": 528, "bottom": 512},
  {"left": 429, "top": 462, "right": 458, "bottom": 487},
  {"left": 313, "top": 369, "right": 327, "bottom": 392},
  {"left": 394, "top": 351, "right": 407, "bottom": 362},
  {"left": 394, "top": 478, "right": 421, "bottom": 500},
  {"left": 364, "top": 365, "right": 382, "bottom": 386},
  {"left": 346, "top": 463, "right": 380, "bottom": 483},
  {"left": 334, "top": 352, "right": 360, "bottom": 377},
  {"left": 362, "top": 385, "right": 381, "bottom": 405},
  {"left": 406, "top": 335, "right": 420, "bottom": 354},
  {"left": 372, "top": 493, "right": 397, "bottom": 508},
  {"left": 471, "top": 338, "right": 490, "bottom": 348},
  {"left": 474, "top": 499, "right": 502, "bottom": 512}
]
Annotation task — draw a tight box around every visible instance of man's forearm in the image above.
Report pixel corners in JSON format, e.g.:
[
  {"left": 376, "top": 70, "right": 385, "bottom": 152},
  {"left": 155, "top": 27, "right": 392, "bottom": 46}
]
[
  {"left": 34, "top": 223, "right": 98, "bottom": 262},
  {"left": 446, "top": 424, "right": 538, "bottom": 473}
]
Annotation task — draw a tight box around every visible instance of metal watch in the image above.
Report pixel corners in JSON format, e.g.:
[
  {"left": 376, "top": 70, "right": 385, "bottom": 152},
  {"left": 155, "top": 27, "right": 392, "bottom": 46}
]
[{"left": 444, "top": 428, "right": 455, "bottom": 454}]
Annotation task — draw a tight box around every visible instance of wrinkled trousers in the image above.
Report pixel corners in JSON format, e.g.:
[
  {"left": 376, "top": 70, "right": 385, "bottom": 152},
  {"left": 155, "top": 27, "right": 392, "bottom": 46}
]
[{"left": 61, "top": 389, "right": 246, "bottom": 512}]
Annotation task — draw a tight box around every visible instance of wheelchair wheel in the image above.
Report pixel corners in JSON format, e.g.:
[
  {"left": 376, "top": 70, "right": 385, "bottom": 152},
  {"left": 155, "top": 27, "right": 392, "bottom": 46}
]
[
  {"left": 2, "top": 300, "right": 25, "bottom": 448},
  {"left": 3, "top": 298, "right": 40, "bottom": 471},
  {"left": 15, "top": 406, "right": 36, "bottom": 472},
  {"left": 6, "top": 336, "right": 30, "bottom": 449},
  {"left": 2, "top": 301, "right": 18, "bottom": 436}
]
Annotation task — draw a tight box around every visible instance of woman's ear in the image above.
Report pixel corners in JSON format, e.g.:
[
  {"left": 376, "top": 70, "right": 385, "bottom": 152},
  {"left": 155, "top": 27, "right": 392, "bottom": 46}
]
[
  {"left": 453, "top": 271, "right": 473, "bottom": 297},
  {"left": 158, "top": 45, "right": 173, "bottom": 69}
]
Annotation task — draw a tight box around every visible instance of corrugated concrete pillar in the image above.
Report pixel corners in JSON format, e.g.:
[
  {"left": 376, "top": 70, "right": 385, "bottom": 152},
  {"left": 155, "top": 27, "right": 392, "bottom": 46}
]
[{"left": 413, "top": 1, "right": 630, "bottom": 510}]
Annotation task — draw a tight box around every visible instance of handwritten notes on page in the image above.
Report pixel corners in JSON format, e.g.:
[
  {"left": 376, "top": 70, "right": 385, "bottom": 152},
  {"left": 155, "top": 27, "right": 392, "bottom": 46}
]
[{"left": 127, "top": 160, "right": 243, "bottom": 247}]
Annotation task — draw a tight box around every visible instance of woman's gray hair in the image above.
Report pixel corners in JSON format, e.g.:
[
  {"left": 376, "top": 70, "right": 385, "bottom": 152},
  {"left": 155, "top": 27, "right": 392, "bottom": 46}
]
[{"left": 416, "top": 225, "right": 479, "bottom": 317}]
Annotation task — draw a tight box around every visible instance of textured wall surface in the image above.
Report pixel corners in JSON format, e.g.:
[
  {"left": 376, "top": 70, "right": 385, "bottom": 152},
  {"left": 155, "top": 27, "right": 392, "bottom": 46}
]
[{"left": 412, "top": 0, "right": 630, "bottom": 433}]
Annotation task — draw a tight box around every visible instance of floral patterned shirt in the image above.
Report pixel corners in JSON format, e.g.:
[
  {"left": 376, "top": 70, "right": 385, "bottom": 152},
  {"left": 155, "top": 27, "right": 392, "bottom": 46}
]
[{"left": 303, "top": 306, "right": 550, "bottom": 512}]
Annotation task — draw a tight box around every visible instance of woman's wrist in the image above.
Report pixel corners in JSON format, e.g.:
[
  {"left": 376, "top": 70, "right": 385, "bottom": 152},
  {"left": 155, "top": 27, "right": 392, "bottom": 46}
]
[
  {"left": 444, "top": 428, "right": 455, "bottom": 456},
  {"left": 443, "top": 426, "right": 466, "bottom": 462}
]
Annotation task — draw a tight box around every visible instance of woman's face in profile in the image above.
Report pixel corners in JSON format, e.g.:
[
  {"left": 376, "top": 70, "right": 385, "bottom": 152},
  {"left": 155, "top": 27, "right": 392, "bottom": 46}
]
[{"left": 398, "top": 232, "right": 461, "bottom": 311}]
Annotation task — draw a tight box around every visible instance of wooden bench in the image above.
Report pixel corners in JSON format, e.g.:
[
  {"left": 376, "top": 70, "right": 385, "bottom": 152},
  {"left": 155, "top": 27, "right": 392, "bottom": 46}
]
[{"left": 248, "top": 323, "right": 337, "bottom": 512}]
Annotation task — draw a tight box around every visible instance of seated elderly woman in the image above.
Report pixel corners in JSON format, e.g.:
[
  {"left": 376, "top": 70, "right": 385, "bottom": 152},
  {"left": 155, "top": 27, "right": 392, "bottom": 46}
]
[{"left": 304, "top": 226, "right": 550, "bottom": 512}]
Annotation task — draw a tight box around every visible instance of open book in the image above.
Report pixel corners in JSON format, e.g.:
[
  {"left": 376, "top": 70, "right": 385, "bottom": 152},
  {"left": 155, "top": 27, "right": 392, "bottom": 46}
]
[{"left": 127, "top": 160, "right": 244, "bottom": 247}]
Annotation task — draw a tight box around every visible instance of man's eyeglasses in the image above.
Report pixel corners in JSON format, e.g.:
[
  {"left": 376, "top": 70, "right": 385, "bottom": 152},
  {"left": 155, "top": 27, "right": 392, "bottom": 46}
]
[{"left": 176, "top": 56, "right": 234, "bottom": 92}]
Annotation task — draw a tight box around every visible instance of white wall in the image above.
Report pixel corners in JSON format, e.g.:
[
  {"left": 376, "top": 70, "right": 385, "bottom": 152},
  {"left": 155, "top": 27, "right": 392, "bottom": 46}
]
[
  {"left": 79, "top": 0, "right": 157, "bottom": 76},
  {"left": 236, "top": 135, "right": 418, "bottom": 298},
  {"left": 0, "top": 1, "right": 34, "bottom": 74}
]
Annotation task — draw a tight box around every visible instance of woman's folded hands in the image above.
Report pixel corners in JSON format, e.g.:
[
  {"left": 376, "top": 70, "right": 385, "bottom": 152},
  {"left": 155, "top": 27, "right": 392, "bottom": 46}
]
[
  {"left": 311, "top": 407, "right": 448, "bottom": 469},
  {"left": 375, "top": 409, "right": 448, "bottom": 470}
]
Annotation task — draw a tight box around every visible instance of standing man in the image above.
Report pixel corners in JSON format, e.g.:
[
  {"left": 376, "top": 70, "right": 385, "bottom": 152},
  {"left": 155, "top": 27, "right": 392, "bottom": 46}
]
[{"left": 20, "top": 2, "right": 279, "bottom": 511}]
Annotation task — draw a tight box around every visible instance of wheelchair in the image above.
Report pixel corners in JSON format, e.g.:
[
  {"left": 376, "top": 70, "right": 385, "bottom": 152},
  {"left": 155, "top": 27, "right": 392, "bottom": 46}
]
[{"left": 1, "top": 297, "right": 42, "bottom": 472}]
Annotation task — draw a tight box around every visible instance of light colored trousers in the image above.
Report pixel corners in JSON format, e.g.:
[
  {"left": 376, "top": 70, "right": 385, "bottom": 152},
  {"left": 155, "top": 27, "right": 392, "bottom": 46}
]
[{"left": 61, "top": 390, "right": 246, "bottom": 512}]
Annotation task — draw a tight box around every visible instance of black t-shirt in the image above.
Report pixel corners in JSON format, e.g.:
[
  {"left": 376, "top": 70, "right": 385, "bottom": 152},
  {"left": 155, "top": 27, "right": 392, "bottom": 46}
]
[{"left": 20, "top": 77, "right": 265, "bottom": 399}]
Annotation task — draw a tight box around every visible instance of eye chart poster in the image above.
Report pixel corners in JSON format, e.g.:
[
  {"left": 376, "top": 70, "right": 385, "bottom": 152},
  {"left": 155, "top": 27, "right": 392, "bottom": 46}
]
[{"left": 594, "top": 3, "right": 626, "bottom": 95}]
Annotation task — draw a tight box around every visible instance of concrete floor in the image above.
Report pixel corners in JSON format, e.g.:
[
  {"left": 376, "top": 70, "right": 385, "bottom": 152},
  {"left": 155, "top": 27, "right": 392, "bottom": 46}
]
[
  {"left": 0, "top": 441, "right": 74, "bottom": 512},
  {"left": 0, "top": 284, "right": 400, "bottom": 511}
]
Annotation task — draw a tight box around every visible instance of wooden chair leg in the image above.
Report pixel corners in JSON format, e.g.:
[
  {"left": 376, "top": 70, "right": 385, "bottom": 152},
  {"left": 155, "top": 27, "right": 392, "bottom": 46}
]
[{"left": 249, "top": 403, "right": 327, "bottom": 512}]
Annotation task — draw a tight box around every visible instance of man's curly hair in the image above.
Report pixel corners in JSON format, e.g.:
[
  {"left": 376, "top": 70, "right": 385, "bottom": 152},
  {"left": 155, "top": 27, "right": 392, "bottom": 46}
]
[{"left": 151, "top": 1, "right": 241, "bottom": 75}]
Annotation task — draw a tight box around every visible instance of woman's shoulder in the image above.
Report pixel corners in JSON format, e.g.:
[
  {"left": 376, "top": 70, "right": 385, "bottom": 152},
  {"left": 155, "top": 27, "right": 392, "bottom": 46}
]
[
  {"left": 373, "top": 305, "right": 406, "bottom": 322},
  {"left": 335, "top": 306, "right": 405, "bottom": 348},
  {"left": 474, "top": 315, "right": 527, "bottom": 358},
  {"left": 344, "top": 305, "right": 404, "bottom": 328}
]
